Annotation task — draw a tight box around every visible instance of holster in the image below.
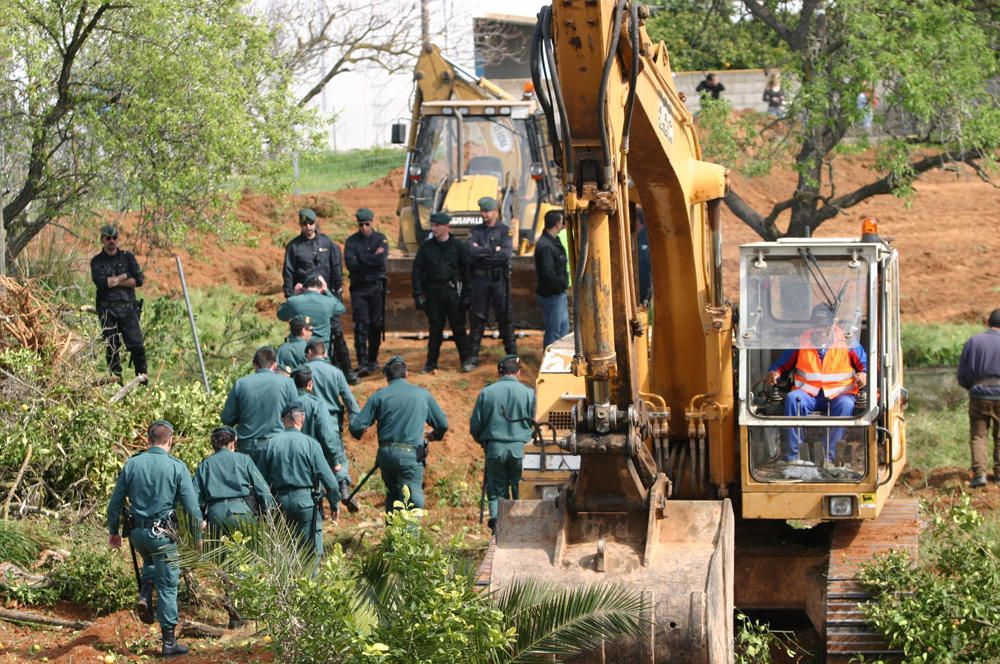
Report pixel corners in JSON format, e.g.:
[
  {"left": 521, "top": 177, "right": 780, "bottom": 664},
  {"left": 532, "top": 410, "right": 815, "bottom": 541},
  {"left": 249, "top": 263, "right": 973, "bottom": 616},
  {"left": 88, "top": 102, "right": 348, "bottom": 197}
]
[
  {"left": 416, "top": 444, "right": 428, "bottom": 465},
  {"left": 243, "top": 494, "right": 261, "bottom": 516}
]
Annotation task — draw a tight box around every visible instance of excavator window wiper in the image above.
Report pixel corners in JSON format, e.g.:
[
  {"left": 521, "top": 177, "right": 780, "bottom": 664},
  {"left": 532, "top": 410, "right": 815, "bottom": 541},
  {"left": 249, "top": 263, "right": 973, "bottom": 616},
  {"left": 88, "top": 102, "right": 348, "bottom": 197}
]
[{"left": 798, "top": 248, "right": 838, "bottom": 309}]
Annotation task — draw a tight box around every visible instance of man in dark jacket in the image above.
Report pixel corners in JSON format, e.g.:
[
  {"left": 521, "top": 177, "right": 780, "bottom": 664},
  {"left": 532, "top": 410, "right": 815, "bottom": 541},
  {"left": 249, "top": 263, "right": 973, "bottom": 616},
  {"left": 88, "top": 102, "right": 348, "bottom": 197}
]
[
  {"left": 695, "top": 73, "right": 725, "bottom": 101},
  {"left": 468, "top": 196, "right": 516, "bottom": 364},
  {"left": 958, "top": 308, "right": 1000, "bottom": 488},
  {"left": 413, "top": 212, "right": 474, "bottom": 373},
  {"left": 282, "top": 208, "right": 357, "bottom": 384},
  {"left": 343, "top": 208, "right": 389, "bottom": 376},
  {"left": 90, "top": 224, "right": 147, "bottom": 382},
  {"left": 534, "top": 210, "right": 569, "bottom": 348}
]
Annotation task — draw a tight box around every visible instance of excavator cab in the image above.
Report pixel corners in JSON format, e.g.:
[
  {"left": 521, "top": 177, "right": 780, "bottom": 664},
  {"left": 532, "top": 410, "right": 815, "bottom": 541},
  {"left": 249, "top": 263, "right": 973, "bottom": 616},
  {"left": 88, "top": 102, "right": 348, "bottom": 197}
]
[{"left": 736, "top": 232, "right": 907, "bottom": 520}]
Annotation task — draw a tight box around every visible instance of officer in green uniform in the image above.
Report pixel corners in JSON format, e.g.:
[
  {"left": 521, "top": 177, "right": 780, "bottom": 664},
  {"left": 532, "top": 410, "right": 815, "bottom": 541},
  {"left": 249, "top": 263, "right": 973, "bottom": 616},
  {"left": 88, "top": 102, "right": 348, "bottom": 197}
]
[
  {"left": 469, "top": 355, "right": 535, "bottom": 533},
  {"left": 349, "top": 356, "right": 448, "bottom": 511},
  {"left": 305, "top": 339, "right": 360, "bottom": 490},
  {"left": 107, "top": 420, "right": 201, "bottom": 658},
  {"left": 259, "top": 403, "right": 341, "bottom": 556},
  {"left": 277, "top": 275, "right": 346, "bottom": 349},
  {"left": 194, "top": 426, "right": 276, "bottom": 536},
  {"left": 291, "top": 366, "right": 347, "bottom": 480},
  {"left": 221, "top": 347, "right": 298, "bottom": 468},
  {"left": 276, "top": 316, "right": 314, "bottom": 373}
]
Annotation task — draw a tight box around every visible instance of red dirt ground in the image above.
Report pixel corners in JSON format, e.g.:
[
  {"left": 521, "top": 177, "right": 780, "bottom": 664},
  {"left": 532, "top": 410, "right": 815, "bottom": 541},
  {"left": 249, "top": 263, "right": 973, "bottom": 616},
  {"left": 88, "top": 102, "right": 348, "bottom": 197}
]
[{"left": 9, "top": 149, "right": 999, "bottom": 662}]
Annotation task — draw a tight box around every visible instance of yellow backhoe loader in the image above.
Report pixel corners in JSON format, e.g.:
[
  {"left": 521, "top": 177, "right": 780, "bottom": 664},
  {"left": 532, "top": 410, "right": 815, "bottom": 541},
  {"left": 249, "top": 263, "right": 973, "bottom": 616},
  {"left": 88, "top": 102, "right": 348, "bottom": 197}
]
[
  {"left": 478, "top": 3, "right": 917, "bottom": 662},
  {"left": 386, "top": 43, "right": 563, "bottom": 332}
]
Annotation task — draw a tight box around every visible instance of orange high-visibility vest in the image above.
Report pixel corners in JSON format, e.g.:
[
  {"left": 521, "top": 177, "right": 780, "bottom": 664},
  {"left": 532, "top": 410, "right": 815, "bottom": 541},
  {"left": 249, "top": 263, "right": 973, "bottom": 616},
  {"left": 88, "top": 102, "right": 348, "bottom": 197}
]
[{"left": 792, "top": 328, "right": 859, "bottom": 398}]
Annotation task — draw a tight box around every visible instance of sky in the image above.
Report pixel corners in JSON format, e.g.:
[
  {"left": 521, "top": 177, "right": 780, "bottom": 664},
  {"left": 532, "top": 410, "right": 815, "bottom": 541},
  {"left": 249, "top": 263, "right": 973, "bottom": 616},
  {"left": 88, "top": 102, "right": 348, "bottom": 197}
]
[{"left": 305, "top": 0, "right": 549, "bottom": 151}]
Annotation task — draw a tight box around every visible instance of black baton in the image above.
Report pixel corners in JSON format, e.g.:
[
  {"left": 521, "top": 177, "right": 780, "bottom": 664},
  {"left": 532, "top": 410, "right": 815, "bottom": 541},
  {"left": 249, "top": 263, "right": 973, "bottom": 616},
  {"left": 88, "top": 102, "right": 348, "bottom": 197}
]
[{"left": 347, "top": 462, "right": 379, "bottom": 503}]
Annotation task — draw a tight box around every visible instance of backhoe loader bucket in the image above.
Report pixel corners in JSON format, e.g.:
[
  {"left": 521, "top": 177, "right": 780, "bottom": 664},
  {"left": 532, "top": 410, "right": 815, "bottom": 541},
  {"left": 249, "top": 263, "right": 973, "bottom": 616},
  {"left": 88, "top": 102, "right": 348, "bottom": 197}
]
[
  {"left": 385, "top": 255, "right": 544, "bottom": 333},
  {"left": 479, "top": 479, "right": 735, "bottom": 664}
]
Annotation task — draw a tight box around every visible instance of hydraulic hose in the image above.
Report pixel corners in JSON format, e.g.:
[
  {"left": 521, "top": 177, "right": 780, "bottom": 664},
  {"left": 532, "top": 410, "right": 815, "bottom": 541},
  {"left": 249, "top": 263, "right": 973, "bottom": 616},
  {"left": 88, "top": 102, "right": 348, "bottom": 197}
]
[
  {"left": 597, "top": 0, "right": 626, "bottom": 188},
  {"left": 621, "top": 1, "right": 640, "bottom": 153},
  {"left": 573, "top": 211, "right": 590, "bottom": 360},
  {"left": 541, "top": 6, "right": 574, "bottom": 185},
  {"left": 531, "top": 9, "right": 561, "bottom": 166}
]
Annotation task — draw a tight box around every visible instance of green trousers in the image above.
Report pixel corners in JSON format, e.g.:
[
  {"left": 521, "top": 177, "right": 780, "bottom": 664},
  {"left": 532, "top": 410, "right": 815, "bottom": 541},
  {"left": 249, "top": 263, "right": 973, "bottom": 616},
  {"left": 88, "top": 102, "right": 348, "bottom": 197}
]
[
  {"left": 486, "top": 442, "right": 524, "bottom": 520},
  {"left": 130, "top": 528, "right": 179, "bottom": 630},
  {"left": 376, "top": 446, "right": 424, "bottom": 512},
  {"left": 276, "top": 488, "right": 323, "bottom": 557},
  {"left": 204, "top": 500, "right": 256, "bottom": 539}
]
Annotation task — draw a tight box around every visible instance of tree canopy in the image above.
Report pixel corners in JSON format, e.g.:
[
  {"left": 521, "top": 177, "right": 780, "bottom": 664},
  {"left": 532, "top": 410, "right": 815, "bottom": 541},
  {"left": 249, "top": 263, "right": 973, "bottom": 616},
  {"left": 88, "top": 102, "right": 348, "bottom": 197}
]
[
  {"left": 0, "top": 0, "right": 315, "bottom": 271},
  {"left": 649, "top": 0, "right": 1000, "bottom": 239}
]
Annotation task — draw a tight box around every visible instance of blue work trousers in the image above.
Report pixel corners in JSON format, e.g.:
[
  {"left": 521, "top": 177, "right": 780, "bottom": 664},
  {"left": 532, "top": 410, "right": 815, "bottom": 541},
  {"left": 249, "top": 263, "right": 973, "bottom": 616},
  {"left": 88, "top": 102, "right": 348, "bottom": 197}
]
[
  {"left": 537, "top": 292, "right": 569, "bottom": 349},
  {"left": 782, "top": 390, "right": 856, "bottom": 461}
]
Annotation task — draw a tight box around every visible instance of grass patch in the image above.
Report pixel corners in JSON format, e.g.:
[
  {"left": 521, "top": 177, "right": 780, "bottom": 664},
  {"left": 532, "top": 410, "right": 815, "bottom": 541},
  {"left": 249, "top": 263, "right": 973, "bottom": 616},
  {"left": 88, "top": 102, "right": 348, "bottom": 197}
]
[
  {"left": 905, "top": 400, "right": 968, "bottom": 470},
  {"left": 902, "top": 322, "right": 980, "bottom": 367},
  {"left": 296, "top": 147, "right": 404, "bottom": 193}
]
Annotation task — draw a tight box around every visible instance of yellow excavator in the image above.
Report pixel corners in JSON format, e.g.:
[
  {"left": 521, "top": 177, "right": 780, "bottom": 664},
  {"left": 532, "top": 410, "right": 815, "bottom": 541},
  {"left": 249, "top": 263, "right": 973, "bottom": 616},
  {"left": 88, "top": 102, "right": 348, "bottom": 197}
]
[
  {"left": 478, "top": 3, "right": 917, "bottom": 662},
  {"left": 387, "top": 43, "right": 562, "bottom": 331}
]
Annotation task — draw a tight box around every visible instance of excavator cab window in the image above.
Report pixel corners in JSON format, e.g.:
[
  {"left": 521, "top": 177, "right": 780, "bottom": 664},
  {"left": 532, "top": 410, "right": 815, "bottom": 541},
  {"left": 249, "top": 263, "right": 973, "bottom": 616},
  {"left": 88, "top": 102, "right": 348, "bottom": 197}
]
[{"left": 738, "top": 249, "right": 876, "bottom": 483}]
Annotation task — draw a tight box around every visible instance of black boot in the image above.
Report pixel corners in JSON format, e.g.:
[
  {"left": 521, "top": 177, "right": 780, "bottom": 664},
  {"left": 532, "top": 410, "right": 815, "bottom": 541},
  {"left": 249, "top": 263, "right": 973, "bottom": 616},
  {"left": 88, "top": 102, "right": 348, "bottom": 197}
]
[
  {"left": 367, "top": 326, "right": 383, "bottom": 374},
  {"left": 331, "top": 329, "right": 359, "bottom": 384},
  {"left": 136, "top": 578, "right": 155, "bottom": 625},
  {"left": 339, "top": 478, "right": 360, "bottom": 513},
  {"left": 161, "top": 626, "right": 189, "bottom": 657},
  {"left": 354, "top": 328, "right": 370, "bottom": 377}
]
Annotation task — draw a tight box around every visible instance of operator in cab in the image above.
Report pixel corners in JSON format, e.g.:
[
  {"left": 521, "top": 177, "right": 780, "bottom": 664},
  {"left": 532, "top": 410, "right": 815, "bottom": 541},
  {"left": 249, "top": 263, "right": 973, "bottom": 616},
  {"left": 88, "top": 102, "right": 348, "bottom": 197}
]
[{"left": 765, "top": 304, "right": 868, "bottom": 463}]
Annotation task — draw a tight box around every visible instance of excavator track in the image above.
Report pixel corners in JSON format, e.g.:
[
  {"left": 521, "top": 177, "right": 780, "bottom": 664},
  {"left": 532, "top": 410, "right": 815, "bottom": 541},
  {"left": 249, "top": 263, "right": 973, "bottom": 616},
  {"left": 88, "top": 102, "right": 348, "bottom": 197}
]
[{"left": 825, "top": 498, "right": 920, "bottom": 663}]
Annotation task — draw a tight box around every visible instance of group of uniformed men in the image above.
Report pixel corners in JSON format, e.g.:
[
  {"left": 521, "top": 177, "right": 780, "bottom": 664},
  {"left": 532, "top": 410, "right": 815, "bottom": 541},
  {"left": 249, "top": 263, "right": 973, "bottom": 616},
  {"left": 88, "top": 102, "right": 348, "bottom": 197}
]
[{"left": 103, "top": 202, "right": 545, "bottom": 657}]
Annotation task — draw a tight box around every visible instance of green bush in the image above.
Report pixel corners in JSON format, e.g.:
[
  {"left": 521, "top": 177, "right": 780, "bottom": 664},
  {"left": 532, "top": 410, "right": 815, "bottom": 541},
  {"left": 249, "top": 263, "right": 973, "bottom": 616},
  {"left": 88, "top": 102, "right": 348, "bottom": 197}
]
[
  {"left": 902, "top": 322, "right": 980, "bottom": 368},
  {"left": 50, "top": 545, "right": 135, "bottom": 614},
  {"left": 859, "top": 497, "right": 1000, "bottom": 662}
]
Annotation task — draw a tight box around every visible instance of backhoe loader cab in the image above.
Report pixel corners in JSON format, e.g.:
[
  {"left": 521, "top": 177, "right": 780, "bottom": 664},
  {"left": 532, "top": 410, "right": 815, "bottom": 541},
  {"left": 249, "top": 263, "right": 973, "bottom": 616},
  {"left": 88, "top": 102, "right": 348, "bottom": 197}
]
[
  {"left": 736, "top": 234, "right": 907, "bottom": 520},
  {"left": 397, "top": 99, "right": 557, "bottom": 252}
]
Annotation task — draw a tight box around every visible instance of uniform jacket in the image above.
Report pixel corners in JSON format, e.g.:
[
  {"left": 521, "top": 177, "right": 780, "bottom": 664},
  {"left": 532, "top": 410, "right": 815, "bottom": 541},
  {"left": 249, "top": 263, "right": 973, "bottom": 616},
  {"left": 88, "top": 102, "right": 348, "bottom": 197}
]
[
  {"left": 277, "top": 290, "right": 346, "bottom": 343},
  {"left": 770, "top": 328, "right": 867, "bottom": 399},
  {"left": 283, "top": 233, "right": 343, "bottom": 297},
  {"left": 344, "top": 231, "right": 389, "bottom": 285},
  {"left": 90, "top": 249, "right": 144, "bottom": 307},
  {"left": 307, "top": 358, "right": 360, "bottom": 417},
  {"left": 259, "top": 427, "right": 340, "bottom": 501},
  {"left": 107, "top": 447, "right": 202, "bottom": 536},
  {"left": 193, "top": 448, "right": 275, "bottom": 514},
  {"left": 276, "top": 335, "right": 309, "bottom": 372},
  {"left": 958, "top": 329, "right": 1000, "bottom": 400},
  {"left": 349, "top": 378, "right": 448, "bottom": 445},
  {"left": 468, "top": 223, "right": 513, "bottom": 270},
  {"left": 470, "top": 376, "right": 536, "bottom": 450},
  {"left": 298, "top": 389, "right": 346, "bottom": 468},
  {"left": 412, "top": 235, "right": 470, "bottom": 297},
  {"left": 534, "top": 232, "right": 568, "bottom": 297},
  {"left": 221, "top": 368, "right": 298, "bottom": 440}
]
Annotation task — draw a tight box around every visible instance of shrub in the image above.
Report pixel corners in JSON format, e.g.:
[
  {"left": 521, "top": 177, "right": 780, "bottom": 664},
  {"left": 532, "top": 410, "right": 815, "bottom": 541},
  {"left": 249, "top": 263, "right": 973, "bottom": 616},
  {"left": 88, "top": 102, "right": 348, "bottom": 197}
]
[
  {"left": 50, "top": 545, "right": 135, "bottom": 615},
  {"left": 901, "top": 322, "right": 980, "bottom": 368},
  {"left": 859, "top": 497, "right": 1000, "bottom": 662}
]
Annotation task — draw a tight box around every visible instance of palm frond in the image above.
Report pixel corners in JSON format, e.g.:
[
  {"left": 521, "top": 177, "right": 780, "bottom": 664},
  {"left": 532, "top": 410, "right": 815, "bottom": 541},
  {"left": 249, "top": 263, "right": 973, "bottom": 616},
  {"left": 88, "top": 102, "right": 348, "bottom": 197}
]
[{"left": 495, "top": 578, "right": 648, "bottom": 663}]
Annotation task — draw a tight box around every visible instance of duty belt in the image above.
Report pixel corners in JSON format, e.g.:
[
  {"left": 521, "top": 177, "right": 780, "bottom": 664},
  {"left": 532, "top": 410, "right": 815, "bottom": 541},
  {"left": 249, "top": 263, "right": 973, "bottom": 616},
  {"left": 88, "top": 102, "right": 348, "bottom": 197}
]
[
  {"left": 472, "top": 267, "right": 506, "bottom": 278},
  {"left": 205, "top": 496, "right": 248, "bottom": 506},
  {"left": 974, "top": 377, "right": 1000, "bottom": 387},
  {"left": 273, "top": 486, "right": 310, "bottom": 495},
  {"left": 132, "top": 515, "right": 171, "bottom": 529},
  {"left": 381, "top": 442, "right": 418, "bottom": 453},
  {"left": 101, "top": 301, "right": 135, "bottom": 309}
]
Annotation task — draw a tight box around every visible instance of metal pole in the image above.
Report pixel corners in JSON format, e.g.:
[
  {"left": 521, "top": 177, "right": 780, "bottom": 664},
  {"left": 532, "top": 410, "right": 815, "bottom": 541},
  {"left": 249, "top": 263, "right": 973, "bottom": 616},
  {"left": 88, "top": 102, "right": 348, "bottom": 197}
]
[
  {"left": 421, "top": 0, "right": 430, "bottom": 48},
  {"left": 174, "top": 255, "right": 211, "bottom": 395}
]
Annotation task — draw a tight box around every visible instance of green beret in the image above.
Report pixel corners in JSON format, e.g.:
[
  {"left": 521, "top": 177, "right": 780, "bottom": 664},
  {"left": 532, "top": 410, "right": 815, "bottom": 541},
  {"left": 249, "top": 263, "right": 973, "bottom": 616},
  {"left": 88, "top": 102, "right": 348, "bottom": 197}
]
[
  {"left": 298, "top": 208, "right": 317, "bottom": 222},
  {"left": 477, "top": 197, "right": 498, "bottom": 212},
  {"left": 281, "top": 401, "right": 305, "bottom": 418},
  {"left": 291, "top": 315, "right": 314, "bottom": 326},
  {"left": 429, "top": 212, "right": 452, "bottom": 225},
  {"left": 100, "top": 224, "right": 118, "bottom": 237},
  {"left": 355, "top": 208, "right": 374, "bottom": 222}
]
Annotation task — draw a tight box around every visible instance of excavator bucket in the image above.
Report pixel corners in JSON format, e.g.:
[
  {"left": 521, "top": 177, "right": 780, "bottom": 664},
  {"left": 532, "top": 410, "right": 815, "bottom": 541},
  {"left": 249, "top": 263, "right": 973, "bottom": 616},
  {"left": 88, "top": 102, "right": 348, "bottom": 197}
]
[
  {"left": 385, "top": 254, "right": 543, "bottom": 333},
  {"left": 478, "top": 478, "right": 735, "bottom": 664}
]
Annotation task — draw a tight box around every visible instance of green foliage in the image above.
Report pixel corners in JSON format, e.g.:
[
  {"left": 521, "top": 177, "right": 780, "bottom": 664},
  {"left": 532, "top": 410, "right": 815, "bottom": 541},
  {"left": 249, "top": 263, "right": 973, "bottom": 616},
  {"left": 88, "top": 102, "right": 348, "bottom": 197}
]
[
  {"left": 902, "top": 322, "right": 980, "bottom": 368},
  {"left": 433, "top": 475, "right": 478, "bottom": 508},
  {"left": 49, "top": 545, "right": 135, "bottom": 615},
  {"left": 0, "top": 0, "right": 318, "bottom": 268},
  {"left": 211, "top": 505, "right": 646, "bottom": 664},
  {"left": 733, "top": 612, "right": 802, "bottom": 664},
  {"left": 646, "top": 2, "right": 789, "bottom": 72},
  {"left": 0, "top": 520, "right": 53, "bottom": 567},
  {"left": 905, "top": 404, "right": 968, "bottom": 471},
  {"left": 859, "top": 497, "right": 1000, "bottom": 662},
  {"left": 297, "top": 148, "right": 404, "bottom": 194}
]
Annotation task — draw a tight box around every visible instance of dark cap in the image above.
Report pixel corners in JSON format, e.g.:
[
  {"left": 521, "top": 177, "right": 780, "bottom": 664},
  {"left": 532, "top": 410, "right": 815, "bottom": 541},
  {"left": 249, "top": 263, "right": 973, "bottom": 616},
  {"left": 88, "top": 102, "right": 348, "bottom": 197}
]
[
  {"left": 478, "top": 196, "right": 498, "bottom": 212},
  {"left": 429, "top": 212, "right": 452, "bottom": 225},
  {"left": 355, "top": 207, "right": 374, "bottom": 222},
  {"left": 298, "top": 208, "right": 317, "bottom": 222},
  {"left": 384, "top": 355, "right": 405, "bottom": 369},
  {"left": 281, "top": 401, "right": 305, "bottom": 418},
  {"left": 211, "top": 425, "right": 237, "bottom": 439},
  {"left": 100, "top": 224, "right": 118, "bottom": 237},
  {"left": 305, "top": 337, "right": 325, "bottom": 351},
  {"left": 291, "top": 365, "right": 313, "bottom": 380}
]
